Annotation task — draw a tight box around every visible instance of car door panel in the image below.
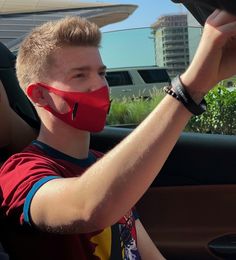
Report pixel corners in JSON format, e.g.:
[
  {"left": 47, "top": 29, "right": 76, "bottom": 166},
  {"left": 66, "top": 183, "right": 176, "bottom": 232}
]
[
  {"left": 137, "top": 185, "right": 236, "bottom": 260},
  {"left": 91, "top": 127, "right": 236, "bottom": 259}
]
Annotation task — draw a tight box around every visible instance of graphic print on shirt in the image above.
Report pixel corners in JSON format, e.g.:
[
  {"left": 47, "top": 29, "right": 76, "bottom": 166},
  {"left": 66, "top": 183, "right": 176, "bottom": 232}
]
[
  {"left": 90, "top": 210, "right": 140, "bottom": 259},
  {"left": 118, "top": 210, "right": 141, "bottom": 260},
  {"left": 90, "top": 227, "right": 112, "bottom": 259}
]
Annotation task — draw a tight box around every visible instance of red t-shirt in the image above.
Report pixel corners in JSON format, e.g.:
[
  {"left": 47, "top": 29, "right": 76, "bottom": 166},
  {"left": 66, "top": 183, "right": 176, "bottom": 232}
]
[{"left": 0, "top": 140, "right": 140, "bottom": 260}]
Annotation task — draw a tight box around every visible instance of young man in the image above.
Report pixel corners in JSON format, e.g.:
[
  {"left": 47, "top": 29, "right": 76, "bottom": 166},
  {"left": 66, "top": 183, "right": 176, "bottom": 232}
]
[{"left": 0, "top": 10, "right": 236, "bottom": 260}]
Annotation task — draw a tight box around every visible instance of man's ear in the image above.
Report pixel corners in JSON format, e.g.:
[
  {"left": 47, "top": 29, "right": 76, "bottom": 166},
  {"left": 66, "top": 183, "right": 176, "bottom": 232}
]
[{"left": 26, "top": 84, "right": 48, "bottom": 107}]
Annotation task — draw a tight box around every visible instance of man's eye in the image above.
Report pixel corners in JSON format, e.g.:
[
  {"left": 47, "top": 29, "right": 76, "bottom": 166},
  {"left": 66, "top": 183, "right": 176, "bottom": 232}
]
[
  {"left": 99, "top": 71, "right": 107, "bottom": 77},
  {"left": 76, "top": 74, "right": 85, "bottom": 78}
]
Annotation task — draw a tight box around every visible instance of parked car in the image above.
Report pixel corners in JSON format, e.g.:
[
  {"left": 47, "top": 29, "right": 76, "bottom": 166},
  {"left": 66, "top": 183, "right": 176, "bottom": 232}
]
[{"left": 105, "top": 66, "right": 170, "bottom": 100}]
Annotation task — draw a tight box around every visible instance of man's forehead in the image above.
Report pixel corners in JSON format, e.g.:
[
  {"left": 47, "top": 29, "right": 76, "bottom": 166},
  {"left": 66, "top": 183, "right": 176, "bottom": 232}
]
[
  {"left": 50, "top": 46, "right": 104, "bottom": 76},
  {"left": 52, "top": 45, "right": 101, "bottom": 63},
  {"left": 54, "top": 45, "right": 100, "bottom": 57}
]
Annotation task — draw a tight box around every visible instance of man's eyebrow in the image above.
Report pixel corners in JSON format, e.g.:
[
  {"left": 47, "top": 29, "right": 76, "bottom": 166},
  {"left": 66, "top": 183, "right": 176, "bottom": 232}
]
[{"left": 70, "top": 65, "right": 107, "bottom": 72}]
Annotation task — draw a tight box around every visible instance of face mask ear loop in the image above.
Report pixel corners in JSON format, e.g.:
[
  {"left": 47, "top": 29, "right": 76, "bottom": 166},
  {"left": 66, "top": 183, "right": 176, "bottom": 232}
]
[
  {"left": 107, "top": 99, "right": 112, "bottom": 115},
  {"left": 72, "top": 102, "right": 78, "bottom": 120}
]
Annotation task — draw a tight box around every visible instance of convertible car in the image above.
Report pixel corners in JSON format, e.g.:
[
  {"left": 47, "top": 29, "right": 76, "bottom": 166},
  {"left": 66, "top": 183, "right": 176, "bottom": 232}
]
[{"left": 0, "top": 0, "right": 236, "bottom": 259}]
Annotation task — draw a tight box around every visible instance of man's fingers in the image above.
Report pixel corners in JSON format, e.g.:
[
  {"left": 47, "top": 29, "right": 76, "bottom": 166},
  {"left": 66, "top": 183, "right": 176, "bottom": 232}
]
[
  {"left": 207, "top": 9, "right": 236, "bottom": 27},
  {"left": 219, "top": 21, "right": 236, "bottom": 36},
  {"left": 206, "top": 9, "right": 220, "bottom": 22}
]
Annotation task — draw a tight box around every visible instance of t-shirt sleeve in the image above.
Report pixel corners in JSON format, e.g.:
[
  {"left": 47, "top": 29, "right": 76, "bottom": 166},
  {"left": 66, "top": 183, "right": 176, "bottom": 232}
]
[
  {"left": 23, "top": 175, "right": 60, "bottom": 225},
  {"left": 0, "top": 153, "right": 62, "bottom": 225}
]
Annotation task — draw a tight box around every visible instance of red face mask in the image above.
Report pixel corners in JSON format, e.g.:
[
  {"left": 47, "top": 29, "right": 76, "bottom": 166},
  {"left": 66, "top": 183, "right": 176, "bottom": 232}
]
[{"left": 27, "top": 83, "right": 110, "bottom": 132}]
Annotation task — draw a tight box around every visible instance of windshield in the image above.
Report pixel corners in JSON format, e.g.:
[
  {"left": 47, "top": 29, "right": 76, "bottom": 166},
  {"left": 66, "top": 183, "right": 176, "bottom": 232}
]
[{"left": 1, "top": 0, "right": 235, "bottom": 135}]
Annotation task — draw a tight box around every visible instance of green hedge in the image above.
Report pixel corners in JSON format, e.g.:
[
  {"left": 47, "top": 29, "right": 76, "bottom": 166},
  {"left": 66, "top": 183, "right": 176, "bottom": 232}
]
[
  {"left": 107, "top": 86, "right": 236, "bottom": 135},
  {"left": 186, "top": 86, "right": 236, "bottom": 135},
  {"left": 107, "top": 89, "right": 165, "bottom": 125}
]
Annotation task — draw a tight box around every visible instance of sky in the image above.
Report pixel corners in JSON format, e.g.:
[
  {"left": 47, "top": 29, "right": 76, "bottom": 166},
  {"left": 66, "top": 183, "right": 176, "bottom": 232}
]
[
  {"left": 100, "top": 27, "right": 156, "bottom": 67},
  {"left": 86, "top": 0, "right": 186, "bottom": 32},
  {"left": 84, "top": 0, "right": 188, "bottom": 68}
]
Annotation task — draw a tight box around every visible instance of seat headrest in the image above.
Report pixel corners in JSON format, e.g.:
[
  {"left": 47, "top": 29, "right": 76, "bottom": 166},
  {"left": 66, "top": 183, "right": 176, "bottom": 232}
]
[
  {"left": 0, "top": 42, "right": 40, "bottom": 130},
  {"left": 0, "top": 42, "right": 16, "bottom": 69}
]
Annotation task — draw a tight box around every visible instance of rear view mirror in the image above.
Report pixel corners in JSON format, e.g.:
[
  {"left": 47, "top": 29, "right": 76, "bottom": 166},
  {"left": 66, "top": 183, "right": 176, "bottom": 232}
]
[{"left": 171, "top": 0, "right": 236, "bottom": 25}]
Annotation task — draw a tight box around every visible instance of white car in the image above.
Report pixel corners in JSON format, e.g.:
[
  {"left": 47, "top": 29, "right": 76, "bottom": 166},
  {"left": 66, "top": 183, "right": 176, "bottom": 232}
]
[{"left": 105, "top": 66, "right": 170, "bottom": 100}]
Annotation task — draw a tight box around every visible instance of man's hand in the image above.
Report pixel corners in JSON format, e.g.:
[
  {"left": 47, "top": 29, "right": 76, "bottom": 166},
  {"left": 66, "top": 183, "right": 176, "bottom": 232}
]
[{"left": 181, "top": 10, "right": 236, "bottom": 101}]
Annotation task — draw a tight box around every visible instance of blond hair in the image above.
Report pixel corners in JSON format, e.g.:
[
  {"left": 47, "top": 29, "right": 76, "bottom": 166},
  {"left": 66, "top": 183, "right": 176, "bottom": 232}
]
[{"left": 16, "top": 16, "right": 101, "bottom": 90}]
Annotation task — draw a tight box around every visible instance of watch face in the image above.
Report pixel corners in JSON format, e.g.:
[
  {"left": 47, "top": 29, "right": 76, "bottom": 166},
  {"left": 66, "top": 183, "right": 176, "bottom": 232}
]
[{"left": 171, "top": 0, "right": 236, "bottom": 26}]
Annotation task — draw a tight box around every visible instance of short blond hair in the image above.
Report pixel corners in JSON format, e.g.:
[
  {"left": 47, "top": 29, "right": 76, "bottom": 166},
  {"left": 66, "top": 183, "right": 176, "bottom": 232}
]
[{"left": 16, "top": 16, "right": 101, "bottom": 90}]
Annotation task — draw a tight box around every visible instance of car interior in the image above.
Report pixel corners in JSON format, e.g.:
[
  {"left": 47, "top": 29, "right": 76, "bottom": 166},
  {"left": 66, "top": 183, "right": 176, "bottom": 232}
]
[{"left": 0, "top": 0, "right": 236, "bottom": 259}]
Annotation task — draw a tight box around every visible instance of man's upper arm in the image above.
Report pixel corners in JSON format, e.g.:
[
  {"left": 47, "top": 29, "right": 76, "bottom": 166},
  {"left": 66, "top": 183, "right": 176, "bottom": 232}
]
[
  {"left": 28, "top": 176, "right": 84, "bottom": 233},
  {"left": 23, "top": 176, "right": 61, "bottom": 224}
]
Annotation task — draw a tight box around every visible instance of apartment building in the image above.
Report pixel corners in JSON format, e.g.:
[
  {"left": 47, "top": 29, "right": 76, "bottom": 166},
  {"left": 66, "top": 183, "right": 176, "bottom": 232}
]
[{"left": 152, "top": 14, "right": 190, "bottom": 78}]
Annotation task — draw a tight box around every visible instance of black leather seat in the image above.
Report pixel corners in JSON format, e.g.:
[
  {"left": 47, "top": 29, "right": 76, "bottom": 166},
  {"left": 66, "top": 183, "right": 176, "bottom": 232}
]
[
  {"left": 0, "top": 44, "right": 40, "bottom": 257},
  {"left": 0, "top": 243, "right": 9, "bottom": 260},
  {"left": 0, "top": 42, "right": 40, "bottom": 130}
]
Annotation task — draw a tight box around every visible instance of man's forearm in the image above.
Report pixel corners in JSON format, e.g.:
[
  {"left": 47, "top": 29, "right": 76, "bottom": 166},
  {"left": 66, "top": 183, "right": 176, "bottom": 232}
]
[{"left": 77, "top": 93, "right": 193, "bottom": 230}]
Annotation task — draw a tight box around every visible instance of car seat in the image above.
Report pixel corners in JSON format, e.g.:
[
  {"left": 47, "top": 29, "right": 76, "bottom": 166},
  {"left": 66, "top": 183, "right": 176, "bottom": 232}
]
[
  {"left": 0, "top": 42, "right": 40, "bottom": 162},
  {"left": 0, "top": 243, "right": 9, "bottom": 260},
  {"left": 0, "top": 42, "right": 40, "bottom": 130}
]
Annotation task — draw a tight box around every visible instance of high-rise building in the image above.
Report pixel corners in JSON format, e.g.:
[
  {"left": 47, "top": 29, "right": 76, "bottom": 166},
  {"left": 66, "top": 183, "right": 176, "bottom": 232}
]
[
  {"left": 152, "top": 14, "right": 190, "bottom": 78},
  {"left": 152, "top": 12, "right": 203, "bottom": 79}
]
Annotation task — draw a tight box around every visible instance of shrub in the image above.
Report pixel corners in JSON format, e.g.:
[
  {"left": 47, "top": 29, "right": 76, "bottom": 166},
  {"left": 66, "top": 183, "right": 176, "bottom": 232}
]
[
  {"left": 186, "top": 86, "right": 236, "bottom": 135},
  {"left": 107, "top": 85, "right": 236, "bottom": 135},
  {"left": 107, "top": 88, "right": 164, "bottom": 125}
]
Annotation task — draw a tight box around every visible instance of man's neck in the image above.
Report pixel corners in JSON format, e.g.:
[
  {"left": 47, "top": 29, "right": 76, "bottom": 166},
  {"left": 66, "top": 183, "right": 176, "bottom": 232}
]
[{"left": 37, "top": 124, "right": 91, "bottom": 159}]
